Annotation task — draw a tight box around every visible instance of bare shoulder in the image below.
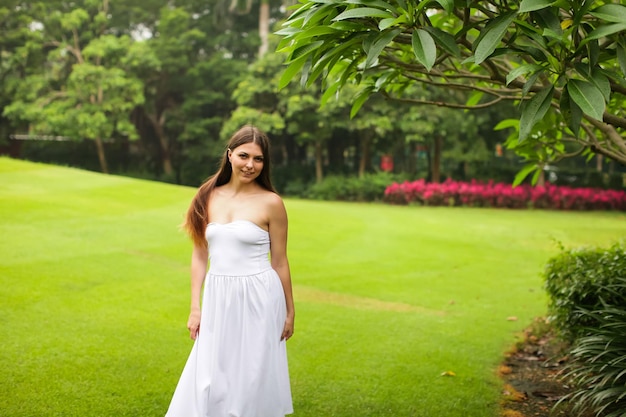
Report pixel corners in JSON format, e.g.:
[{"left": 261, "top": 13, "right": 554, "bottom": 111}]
[
  {"left": 261, "top": 191, "right": 287, "bottom": 219},
  {"left": 263, "top": 190, "right": 284, "bottom": 206}
]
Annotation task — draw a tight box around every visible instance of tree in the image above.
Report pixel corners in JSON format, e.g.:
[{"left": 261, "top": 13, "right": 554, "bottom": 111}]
[
  {"left": 0, "top": 1, "right": 38, "bottom": 147},
  {"left": 131, "top": 0, "right": 261, "bottom": 183},
  {"left": 229, "top": 0, "right": 296, "bottom": 57},
  {"left": 277, "top": 0, "right": 626, "bottom": 181},
  {"left": 137, "top": 5, "right": 205, "bottom": 177},
  {"left": 3, "top": 0, "right": 145, "bottom": 173}
]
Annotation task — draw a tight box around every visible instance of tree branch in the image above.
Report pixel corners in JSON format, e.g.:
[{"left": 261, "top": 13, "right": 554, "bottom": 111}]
[
  {"left": 582, "top": 119, "right": 626, "bottom": 164},
  {"left": 38, "top": 91, "right": 69, "bottom": 107},
  {"left": 603, "top": 112, "right": 626, "bottom": 130},
  {"left": 381, "top": 90, "right": 505, "bottom": 109},
  {"left": 72, "top": 29, "right": 84, "bottom": 64},
  {"left": 399, "top": 72, "right": 523, "bottom": 100}
]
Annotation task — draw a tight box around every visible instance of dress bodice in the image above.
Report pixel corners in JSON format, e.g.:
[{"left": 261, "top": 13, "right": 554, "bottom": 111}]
[{"left": 205, "top": 220, "right": 271, "bottom": 276}]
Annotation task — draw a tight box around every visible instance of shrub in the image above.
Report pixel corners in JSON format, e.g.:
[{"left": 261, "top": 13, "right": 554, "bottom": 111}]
[
  {"left": 272, "top": 163, "right": 316, "bottom": 196},
  {"left": 560, "top": 279, "right": 626, "bottom": 417},
  {"left": 306, "top": 172, "right": 403, "bottom": 202},
  {"left": 544, "top": 243, "right": 626, "bottom": 341}
]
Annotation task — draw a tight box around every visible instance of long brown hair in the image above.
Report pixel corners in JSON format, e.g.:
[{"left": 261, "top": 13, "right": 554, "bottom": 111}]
[{"left": 184, "top": 125, "right": 277, "bottom": 247}]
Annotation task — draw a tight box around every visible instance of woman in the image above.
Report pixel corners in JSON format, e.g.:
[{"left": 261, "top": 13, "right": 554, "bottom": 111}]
[{"left": 165, "top": 126, "right": 294, "bottom": 417}]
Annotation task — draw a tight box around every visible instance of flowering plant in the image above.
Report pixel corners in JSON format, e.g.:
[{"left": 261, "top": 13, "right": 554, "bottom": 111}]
[{"left": 384, "top": 179, "right": 626, "bottom": 211}]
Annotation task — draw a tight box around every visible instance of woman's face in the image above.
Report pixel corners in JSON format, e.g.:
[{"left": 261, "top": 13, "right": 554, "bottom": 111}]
[{"left": 229, "top": 142, "right": 264, "bottom": 183}]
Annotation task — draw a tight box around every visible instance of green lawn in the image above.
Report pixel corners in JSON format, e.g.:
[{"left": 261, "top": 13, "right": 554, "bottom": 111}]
[{"left": 1, "top": 157, "right": 625, "bottom": 417}]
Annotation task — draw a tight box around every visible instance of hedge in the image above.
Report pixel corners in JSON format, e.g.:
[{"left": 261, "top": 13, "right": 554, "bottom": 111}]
[
  {"left": 384, "top": 179, "right": 626, "bottom": 211},
  {"left": 544, "top": 243, "right": 626, "bottom": 417}
]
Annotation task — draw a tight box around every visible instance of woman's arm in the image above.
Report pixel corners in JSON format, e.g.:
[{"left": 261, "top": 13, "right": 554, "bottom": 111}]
[
  {"left": 187, "top": 244, "right": 208, "bottom": 340},
  {"left": 268, "top": 195, "right": 295, "bottom": 341}
]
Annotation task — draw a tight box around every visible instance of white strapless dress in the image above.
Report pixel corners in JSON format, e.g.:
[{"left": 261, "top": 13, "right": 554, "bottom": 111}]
[{"left": 165, "top": 220, "right": 293, "bottom": 417}]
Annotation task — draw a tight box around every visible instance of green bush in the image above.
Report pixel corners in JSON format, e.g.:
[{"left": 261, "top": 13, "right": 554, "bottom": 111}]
[
  {"left": 607, "top": 173, "right": 625, "bottom": 190},
  {"left": 305, "top": 172, "right": 404, "bottom": 202},
  {"left": 544, "top": 242, "right": 626, "bottom": 342},
  {"left": 561, "top": 279, "right": 626, "bottom": 417},
  {"left": 272, "top": 163, "right": 316, "bottom": 196}
]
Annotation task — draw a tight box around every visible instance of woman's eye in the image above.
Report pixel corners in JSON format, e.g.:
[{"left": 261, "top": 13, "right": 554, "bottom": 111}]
[{"left": 255, "top": 157, "right": 264, "bottom": 162}]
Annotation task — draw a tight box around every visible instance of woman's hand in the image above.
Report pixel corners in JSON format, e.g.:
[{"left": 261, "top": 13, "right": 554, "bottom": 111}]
[
  {"left": 281, "top": 315, "right": 294, "bottom": 341},
  {"left": 187, "top": 308, "right": 201, "bottom": 340}
]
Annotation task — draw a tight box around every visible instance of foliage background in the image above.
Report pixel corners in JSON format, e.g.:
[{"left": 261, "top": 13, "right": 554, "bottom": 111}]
[{"left": 1, "top": 0, "right": 624, "bottom": 192}]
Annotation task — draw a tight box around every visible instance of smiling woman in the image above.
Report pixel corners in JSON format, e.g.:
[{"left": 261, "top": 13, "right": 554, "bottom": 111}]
[
  {"left": 164, "top": 125, "right": 295, "bottom": 417},
  {"left": 228, "top": 143, "right": 265, "bottom": 182}
]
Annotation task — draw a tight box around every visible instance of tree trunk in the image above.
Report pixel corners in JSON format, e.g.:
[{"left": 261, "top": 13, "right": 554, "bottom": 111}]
[
  {"left": 94, "top": 137, "right": 109, "bottom": 174},
  {"left": 358, "top": 136, "right": 370, "bottom": 178},
  {"left": 536, "top": 164, "right": 546, "bottom": 187},
  {"left": 425, "top": 144, "right": 431, "bottom": 181},
  {"left": 596, "top": 154, "right": 603, "bottom": 172},
  {"left": 314, "top": 140, "right": 323, "bottom": 183},
  {"left": 147, "top": 111, "right": 174, "bottom": 176},
  {"left": 156, "top": 128, "right": 174, "bottom": 176},
  {"left": 407, "top": 143, "right": 417, "bottom": 175},
  {"left": 258, "top": 0, "right": 270, "bottom": 57},
  {"left": 431, "top": 135, "right": 442, "bottom": 183}
]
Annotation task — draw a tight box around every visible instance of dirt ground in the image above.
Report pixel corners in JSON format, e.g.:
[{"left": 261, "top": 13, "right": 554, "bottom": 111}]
[{"left": 498, "top": 318, "right": 586, "bottom": 417}]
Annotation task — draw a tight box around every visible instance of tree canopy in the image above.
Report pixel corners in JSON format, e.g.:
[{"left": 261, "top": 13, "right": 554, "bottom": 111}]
[{"left": 278, "top": 0, "right": 626, "bottom": 181}]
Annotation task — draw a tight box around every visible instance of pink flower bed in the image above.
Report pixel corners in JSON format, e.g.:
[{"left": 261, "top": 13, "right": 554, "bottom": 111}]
[{"left": 384, "top": 179, "right": 626, "bottom": 211}]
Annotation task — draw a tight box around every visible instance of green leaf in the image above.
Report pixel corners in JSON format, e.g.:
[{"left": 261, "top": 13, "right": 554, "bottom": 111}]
[
  {"left": 288, "top": 40, "right": 325, "bottom": 61},
  {"left": 339, "top": 57, "right": 361, "bottom": 86},
  {"left": 590, "top": 4, "right": 626, "bottom": 23},
  {"left": 568, "top": 79, "right": 605, "bottom": 121},
  {"left": 350, "top": 87, "right": 374, "bottom": 118},
  {"left": 530, "top": 167, "right": 542, "bottom": 185},
  {"left": 516, "top": 20, "right": 549, "bottom": 49},
  {"left": 506, "top": 63, "right": 543, "bottom": 86},
  {"left": 522, "top": 72, "right": 541, "bottom": 97},
  {"left": 590, "top": 70, "right": 611, "bottom": 103},
  {"left": 300, "top": 57, "right": 313, "bottom": 86},
  {"left": 423, "top": 26, "right": 461, "bottom": 58},
  {"left": 519, "top": 85, "right": 554, "bottom": 142},
  {"left": 474, "top": 12, "right": 517, "bottom": 64},
  {"left": 513, "top": 163, "right": 537, "bottom": 186},
  {"left": 330, "top": 20, "right": 371, "bottom": 31},
  {"left": 364, "top": 28, "right": 402, "bottom": 69},
  {"left": 374, "top": 70, "right": 398, "bottom": 90},
  {"left": 333, "top": 7, "right": 393, "bottom": 21},
  {"left": 519, "top": 0, "right": 554, "bottom": 13},
  {"left": 411, "top": 29, "right": 436, "bottom": 71},
  {"left": 320, "top": 81, "right": 340, "bottom": 107},
  {"left": 434, "top": 0, "right": 454, "bottom": 14},
  {"left": 580, "top": 23, "right": 626, "bottom": 47},
  {"left": 378, "top": 17, "right": 396, "bottom": 30},
  {"left": 378, "top": 14, "right": 407, "bottom": 31},
  {"left": 617, "top": 41, "right": 626, "bottom": 77},
  {"left": 344, "top": 0, "right": 398, "bottom": 14},
  {"left": 559, "top": 86, "right": 582, "bottom": 137},
  {"left": 465, "top": 91, "right": 483, "bottom": 107},
  {"left": 278, "top": 55, "right": 308, "bottom": 89},
  {"left": 533, "top": 8, "right": 562, "bottom": 35},
  {"left": 293, "top": 26, "right": 339, "bottom": 41},
  {"left": 512, "top": 44, "right": 547, "bottom": 62},
  {"left": 587, "top": 39, "right": 599, "bottom": 67},
  {"left": 274, "top": 27, "right": 301, "bottom": 36},
  {"left": 303, "top": 3, "right": 338, "bottom": 26},
  {"left": 494, "top": 119, "right": 519, "bottom": 131},
  {"left": 308, "top": 35, "right": 364, "bottom": 83}
]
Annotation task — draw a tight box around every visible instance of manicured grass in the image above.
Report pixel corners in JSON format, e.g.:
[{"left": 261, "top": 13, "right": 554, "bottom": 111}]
[{"left": 1, "top": 157, "right": 625, "bottom": 417}]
